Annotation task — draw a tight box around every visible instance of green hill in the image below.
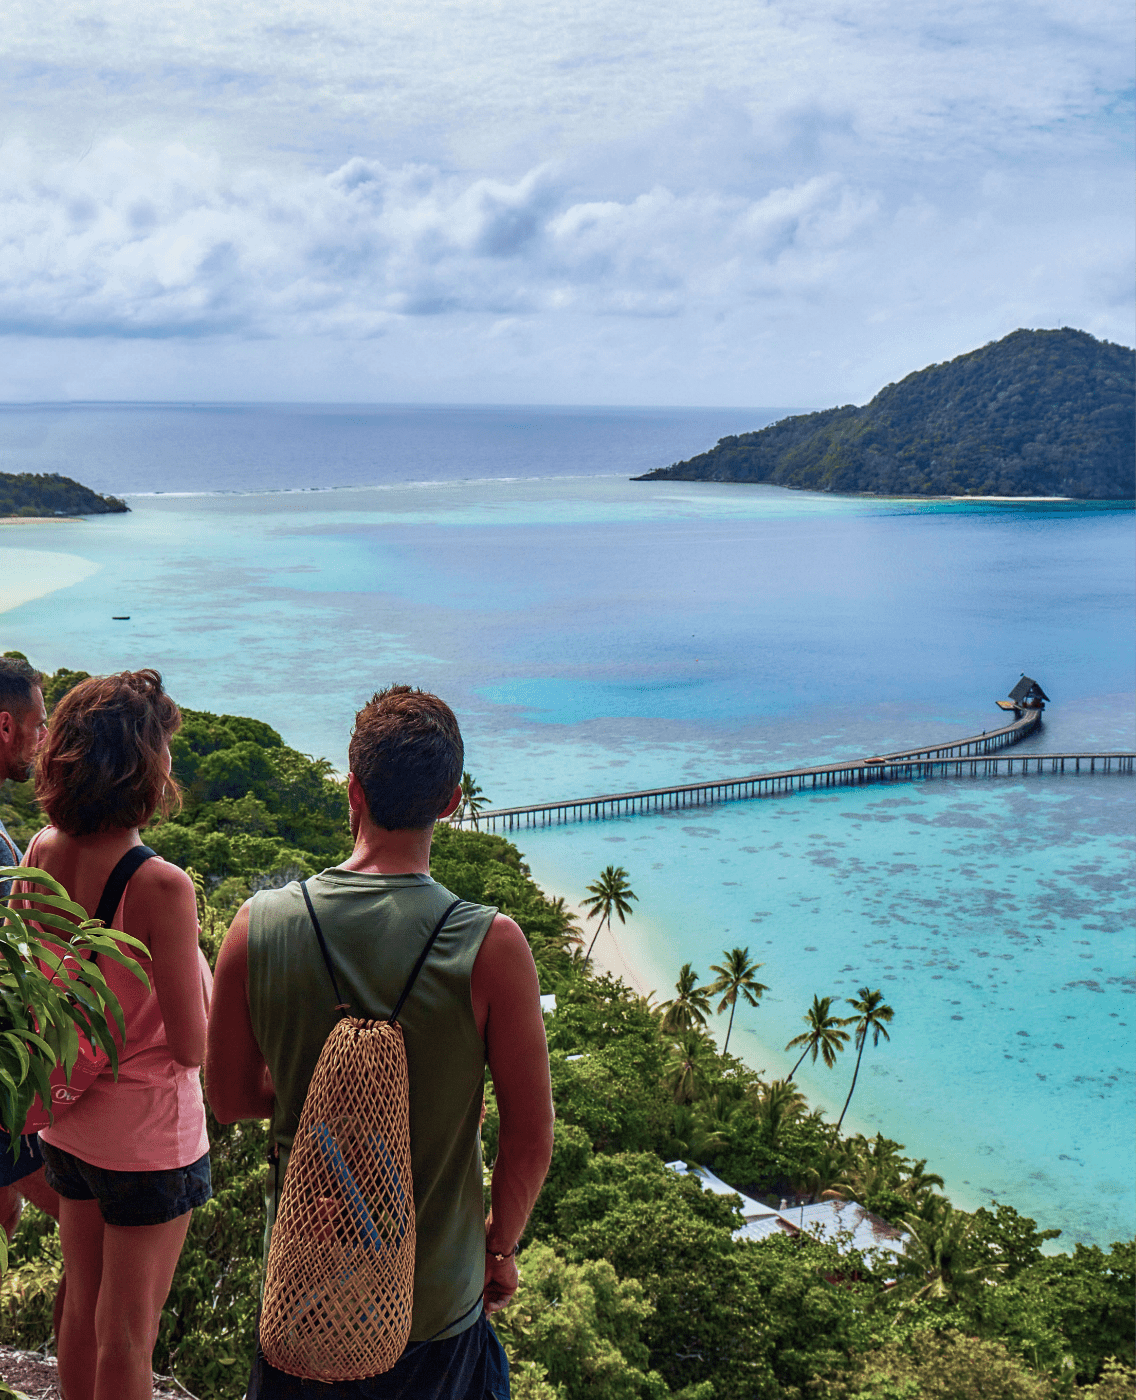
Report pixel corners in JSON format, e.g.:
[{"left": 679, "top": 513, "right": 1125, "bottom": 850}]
[
  {"left": 0, "top": 472, "right": 128, "bottom": 517},
  {"left": 636, "top": 328, "right": 1135, "bottom": 498}
]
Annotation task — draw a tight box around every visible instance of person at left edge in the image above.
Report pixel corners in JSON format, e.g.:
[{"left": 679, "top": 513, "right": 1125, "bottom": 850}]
[{"left": 0, "top": 655, "right": 60, "bottom": 1238}]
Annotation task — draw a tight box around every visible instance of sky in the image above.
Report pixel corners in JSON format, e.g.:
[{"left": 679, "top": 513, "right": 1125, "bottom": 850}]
[{"left": 1, "top": 0, "right": 1132, "bottom": 405}]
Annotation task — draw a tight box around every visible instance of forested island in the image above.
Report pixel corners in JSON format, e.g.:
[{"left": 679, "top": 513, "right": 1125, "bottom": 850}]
[
  {"left": 0, "top": 665, "right": 1132, "bottom": 1399},
  {"left": 637, "top": 329, "right": 1135, "bottom": 499},
  {"left": 0, "top": 472, "right": 128, "bottom": 518}
]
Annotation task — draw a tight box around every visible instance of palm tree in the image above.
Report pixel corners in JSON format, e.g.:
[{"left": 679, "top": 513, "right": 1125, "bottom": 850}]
[
  {"left": 665, "top": 1030, "right": 718, "bottom": 1104},
  {"left": 795, "top": 1145, "right": 853, "bottom": 1204},
  {"left": 755, "top": 1079, "right": 807, "bottom": 1148},
  {"left": 547, "top": 896, "right": 581, "bottom": 937},
  {"left": 706, "top": 946, "right": 769, "bottom": 1054},
  {"left": 785, "top": 995, "right": 852, "bottom": 1080},
  {"left": 897, "top": 1201, "right": 1004, "bottom": 1305},
  {"left": 580, "top": 866, "right": 637, "bottom": 961},
  {"left": 665, "top": 1104, "right": 728, "bottom": 1165},
  {"left": 837, "top": 987, "right": 895, "bottom": 1130},
  {"left": 659, "top": 963, "right": 714, "bottom": 1034},
  {"left": 454, "top": 771, "right": 487, "bottom": 829}
]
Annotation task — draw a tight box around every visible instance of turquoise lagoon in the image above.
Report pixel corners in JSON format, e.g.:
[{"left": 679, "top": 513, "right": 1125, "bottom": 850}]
[{"left": 1, "top": 468, "right": 1133, "bottom": 1248}]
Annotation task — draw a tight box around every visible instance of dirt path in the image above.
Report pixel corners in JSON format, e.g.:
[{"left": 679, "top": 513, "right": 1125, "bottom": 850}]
[{"left": 0, "top": 1347, "right": 194, "bottom": 1399}]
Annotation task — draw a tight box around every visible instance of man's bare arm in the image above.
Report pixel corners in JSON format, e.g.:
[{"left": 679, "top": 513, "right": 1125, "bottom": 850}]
[
  {"left": 471, "top": 913, "right": 555, "bottom": 1313},
  {"left": 205, "top": 903, "right": 275, "bottom": 1123}
]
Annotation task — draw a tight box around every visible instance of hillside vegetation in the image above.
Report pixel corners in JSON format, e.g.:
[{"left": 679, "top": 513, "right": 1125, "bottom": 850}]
[
  {"left": 1, "top": 666, "right": 1133, "bottom": 1398},
  {"left": 636, "top": 329, "right": 1135, "bottom": 498},
  {"left": 0, "top": 472, "right": 128, "bottom": 517}
]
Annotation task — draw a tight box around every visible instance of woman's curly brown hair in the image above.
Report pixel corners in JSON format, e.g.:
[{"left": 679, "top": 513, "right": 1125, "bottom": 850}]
[{"left": 36, "top": 669, "right": 182, "bottom": 836}]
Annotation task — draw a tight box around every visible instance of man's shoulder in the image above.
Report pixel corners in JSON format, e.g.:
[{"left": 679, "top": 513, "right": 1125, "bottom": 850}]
[{"left": 246, "top": 879, "right": 307, "bottom": 931}]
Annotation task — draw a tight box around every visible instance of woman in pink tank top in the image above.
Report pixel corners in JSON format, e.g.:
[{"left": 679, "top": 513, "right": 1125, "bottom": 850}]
[{"left": 19, "top": 671, "right": 210, "bottom": 1400}]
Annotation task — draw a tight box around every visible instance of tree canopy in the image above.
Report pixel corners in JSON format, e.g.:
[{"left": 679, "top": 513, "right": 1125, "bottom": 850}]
[
  {"left": 636, "top": 329, "right": 1135, "bottom": 499},
  {"left": 1, "top": 677, "right": 1132, "bottom": 1399},
  {"left": 0, "top": 472, "right": 128, "bottom": 517}
]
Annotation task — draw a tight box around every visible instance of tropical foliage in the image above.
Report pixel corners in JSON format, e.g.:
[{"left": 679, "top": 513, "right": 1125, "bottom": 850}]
[
  {"left": 0, "top": 472, "right": 128, "bottom": 517},
  {"left": 454, "top": 770, "right": 488, "bottom": 829},
  {"left": 838, "top": 987, "right": 894, "bottom": 1129},
  {"left": 581, "top": 865, "right": 637, "bottom": 961},
  {"left": 1, "top": 686, "right": 1132, "bottom": 1398},
  {"left": 705, "top": 947, "right": 767, "bottom": 1054},
  {"left": 785, "top": 993, "right": 851, "bottom": 1079},
  {"left": 659, "top": 963, "right": 713, "bottom": 1035},
  {"left": 0, "top": 869, "right": 147, "bottom": 1273},
  {"left": 639, "top": 328, "right": 1136, "bottom": 499}
]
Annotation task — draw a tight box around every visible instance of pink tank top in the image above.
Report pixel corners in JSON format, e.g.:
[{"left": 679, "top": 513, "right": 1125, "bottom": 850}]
[{"left": 37, "top": 851, "right": 210, "bottom": 1172}]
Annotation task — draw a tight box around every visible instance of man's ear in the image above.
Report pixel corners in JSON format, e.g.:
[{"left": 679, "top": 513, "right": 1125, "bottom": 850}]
[
  {"left": 347, "top": 772, "right": 367, "bottom": 815},
  {"left": 439, "top": 784, "right": 462, "bottom": 820}
]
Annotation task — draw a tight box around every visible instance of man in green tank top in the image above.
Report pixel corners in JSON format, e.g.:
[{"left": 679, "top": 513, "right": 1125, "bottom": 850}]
[{"left": 207, "top": 686, "right": 554, "bottom": 1398}]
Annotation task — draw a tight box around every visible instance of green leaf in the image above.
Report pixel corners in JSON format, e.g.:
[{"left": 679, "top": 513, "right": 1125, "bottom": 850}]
[
  {"left": 0, "top": 1034, "right": 29, "bottom": 1085},
  {"left": 6, "top": 865, "right": 72, "bottom": 899}
]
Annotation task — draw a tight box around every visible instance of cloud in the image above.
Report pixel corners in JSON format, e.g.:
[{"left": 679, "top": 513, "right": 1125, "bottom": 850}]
[
  {"left": 0, "top": 140, "right": 889, "bottom": 336},
  {"left": 3, "top": 0, "right": 1130, "bottom": 175},
  {"left": 0, "top": 0, "right": 1130, "bottom": 400}
]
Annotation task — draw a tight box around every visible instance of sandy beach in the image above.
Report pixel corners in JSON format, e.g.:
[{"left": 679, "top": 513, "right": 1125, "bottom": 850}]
[
  {"left": 0, "top": 545, "right": 100, "bottom": 616},
  {"left": 530, "top": 870, "right": 883, "bottom": 1142}
]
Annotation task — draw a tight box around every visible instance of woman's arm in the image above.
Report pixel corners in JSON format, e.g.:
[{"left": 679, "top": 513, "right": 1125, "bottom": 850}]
[
  {"left": 205, "top": 903, "right": 275, "bottom": 1122},
  {"left": 129, "top": 860, "right": 208, "bottom": 1068}
]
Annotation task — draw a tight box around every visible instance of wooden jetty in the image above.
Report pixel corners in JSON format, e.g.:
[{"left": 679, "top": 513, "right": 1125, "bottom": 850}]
[{"left": 458, "top": 698, "right": 1135, "bottom": 833}]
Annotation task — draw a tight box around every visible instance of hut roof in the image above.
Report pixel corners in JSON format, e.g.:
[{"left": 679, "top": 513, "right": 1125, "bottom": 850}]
[{"left": 1009, "top": 675, "right": 1050, "bottom": 703}]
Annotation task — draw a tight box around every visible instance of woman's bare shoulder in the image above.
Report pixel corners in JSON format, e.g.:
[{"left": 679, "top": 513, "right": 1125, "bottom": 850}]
[{"left": 133, "top": 853, "right": 195, "bottom": 899}]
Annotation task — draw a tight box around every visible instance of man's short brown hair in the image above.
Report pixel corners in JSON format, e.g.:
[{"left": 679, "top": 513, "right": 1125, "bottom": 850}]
[
  {"left": 0, "top": 655, "right": 44, "bottom": 717},
  {"left": 349, "top": 686, "right": 463, "bottom": 830},
  {"left": 37, "top": 669, "right": 182, "bottom": 836}
]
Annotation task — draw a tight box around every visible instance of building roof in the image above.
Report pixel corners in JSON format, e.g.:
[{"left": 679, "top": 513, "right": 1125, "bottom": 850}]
[
  {"left": 774, "top": 1200, "right": 908, "bottom": 1259},
  {"left": 1009, "top": 675, "right": 1050, "bottom": 703},
  {"left": 734, "top": 1214, "right": 800, "bottom": 1243},
  {"left": 665, "top": 1161, "right": 909, "bottom": 1259},
  {"left": 665, "top": 1161, "right": 772, "bottom": 1222}
]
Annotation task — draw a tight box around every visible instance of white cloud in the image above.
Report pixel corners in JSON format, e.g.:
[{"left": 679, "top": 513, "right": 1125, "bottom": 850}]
[
  {"left": 0, "top": 0, "right": 1129, "bottom": 400},
  {"left": 0, "top": 141, "right": 891, "bottom": 335}
]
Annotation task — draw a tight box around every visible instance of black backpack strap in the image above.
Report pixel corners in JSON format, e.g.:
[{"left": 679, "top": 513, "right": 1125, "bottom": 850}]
[
  {"left": 299, "top": 883, "right": 463, "bottom": 1025},
  {"left": 389, "top": 899, "right": 462, "bottom": 1025},
  {"left": 89, "top": 846, "right": 158, "bottom": 961},
  {"left": 300, "top": 881, "right": 351, "bottom": 1015}
]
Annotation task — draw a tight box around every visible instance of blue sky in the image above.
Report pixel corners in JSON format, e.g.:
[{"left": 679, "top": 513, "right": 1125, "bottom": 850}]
[{"left": 1, "top": 0, "right": 1132, "bottom": 404}]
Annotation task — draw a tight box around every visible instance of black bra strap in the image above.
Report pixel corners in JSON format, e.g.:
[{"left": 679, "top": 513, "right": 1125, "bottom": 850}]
[
  {"left": 299, "top": 882, "right": 462, "bottom": 1025},
  {"left": 89, "top": 846, "right": 158, "bottom": 961}
]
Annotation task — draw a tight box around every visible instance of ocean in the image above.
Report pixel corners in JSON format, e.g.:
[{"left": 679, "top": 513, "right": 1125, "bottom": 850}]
[{"left": 1, "top": 403, "right": 1133, "bottom": 1249}]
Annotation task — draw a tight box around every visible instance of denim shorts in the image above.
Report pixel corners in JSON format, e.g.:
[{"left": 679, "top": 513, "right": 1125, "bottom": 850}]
[{"left": 41, "top": 1142, "right": 212, "bottom": 1227}]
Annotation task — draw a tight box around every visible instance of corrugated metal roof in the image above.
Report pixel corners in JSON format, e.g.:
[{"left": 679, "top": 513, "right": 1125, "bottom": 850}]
[
  {"left": 781, "top": 1200, "right": 908, "bottom": 1258},
  {"left": 665, "top": 1162, "right": 771, "bottom": 1221},
  {"left": 665, "top": 1161, "right": 910, "bottom": 1258},
  {"left": 734, "top": 1214, "right": 800, "bottom": 1243}
]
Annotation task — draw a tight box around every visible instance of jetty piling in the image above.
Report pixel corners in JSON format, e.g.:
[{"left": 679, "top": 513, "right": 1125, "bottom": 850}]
[{"left": 455, "top": 699, "right": 1135, "bottom": 833}]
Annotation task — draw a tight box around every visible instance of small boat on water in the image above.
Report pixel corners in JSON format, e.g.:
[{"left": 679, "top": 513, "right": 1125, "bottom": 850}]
[{"left": 111, "top": 615, "right": 130, "bottom": 620}]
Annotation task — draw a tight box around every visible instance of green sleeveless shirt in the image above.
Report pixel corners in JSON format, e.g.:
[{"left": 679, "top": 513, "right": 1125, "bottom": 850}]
[{"left": 247, "top": 869, "right": 496, "bottom": 1343}]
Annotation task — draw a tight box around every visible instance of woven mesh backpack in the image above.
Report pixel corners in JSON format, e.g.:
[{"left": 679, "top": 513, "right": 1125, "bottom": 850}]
[{"left": 258, "top": 884, "right": 460, "bottom": 1382}]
